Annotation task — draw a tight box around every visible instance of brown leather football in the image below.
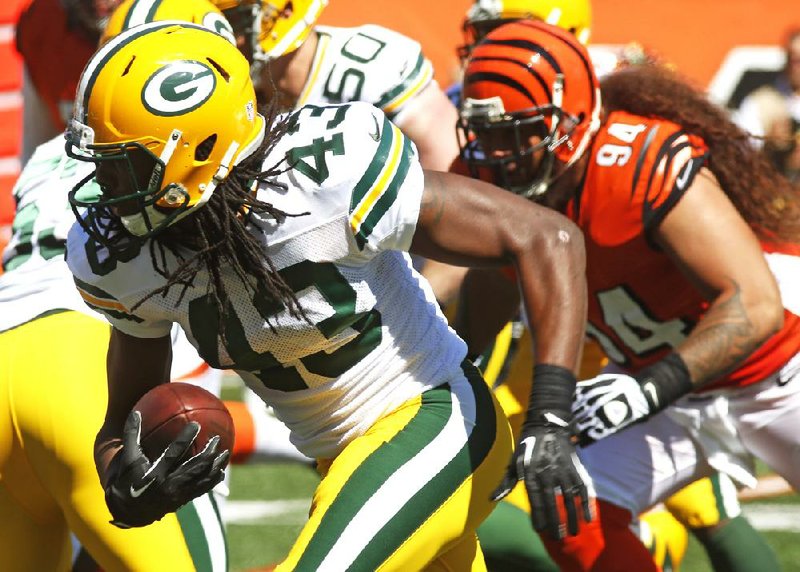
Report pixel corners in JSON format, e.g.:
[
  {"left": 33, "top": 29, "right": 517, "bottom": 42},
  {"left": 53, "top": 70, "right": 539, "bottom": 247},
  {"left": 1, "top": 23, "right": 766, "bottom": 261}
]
[{"left": 133, "top": 382, "right": 234, "bottom": 463}]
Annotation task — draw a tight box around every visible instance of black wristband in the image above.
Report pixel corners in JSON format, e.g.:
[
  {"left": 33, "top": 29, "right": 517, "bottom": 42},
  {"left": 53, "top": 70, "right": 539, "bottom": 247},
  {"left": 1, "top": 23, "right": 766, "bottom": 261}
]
[
  {"left": 527, "top": 364, "right": 577, "bottom": 424},
  {"left": 635, "top": 353, "right": 693, "bottom": 413}
]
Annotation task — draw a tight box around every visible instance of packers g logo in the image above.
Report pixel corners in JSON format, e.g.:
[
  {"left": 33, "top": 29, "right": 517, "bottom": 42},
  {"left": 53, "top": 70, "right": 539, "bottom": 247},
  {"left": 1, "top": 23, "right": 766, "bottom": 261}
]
[
  {"left": 142, "top": 61, "right": 216, "bottom": 117},
  {"left": 202, "top": 12, "right": 236, "bottom": 45}
]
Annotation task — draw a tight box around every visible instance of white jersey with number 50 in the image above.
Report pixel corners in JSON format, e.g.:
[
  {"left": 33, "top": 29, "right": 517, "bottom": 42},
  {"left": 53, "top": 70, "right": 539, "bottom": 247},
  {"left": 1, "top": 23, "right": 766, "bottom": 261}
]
[
  {"left": 297, "top": 25, "right": 434, "bottom": 122},
  {"left": 67, "top": 102, "right": 467, "bottom": 459}
]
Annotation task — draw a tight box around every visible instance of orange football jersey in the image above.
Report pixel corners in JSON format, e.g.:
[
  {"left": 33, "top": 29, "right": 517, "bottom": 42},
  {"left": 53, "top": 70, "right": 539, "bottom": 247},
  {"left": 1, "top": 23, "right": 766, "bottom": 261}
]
[
  {"left": 15, "top": 0, "right": 97, "bottom": 131},
  {"left": 567, "top": 110, "right": 800, "bottom": 390}
]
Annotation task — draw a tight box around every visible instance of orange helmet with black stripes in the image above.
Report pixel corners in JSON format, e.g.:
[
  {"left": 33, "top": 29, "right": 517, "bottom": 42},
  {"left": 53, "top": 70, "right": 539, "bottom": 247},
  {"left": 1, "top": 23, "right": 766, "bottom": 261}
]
[{"left": 459, "top": 20, "right": 601, "bottom": 197}]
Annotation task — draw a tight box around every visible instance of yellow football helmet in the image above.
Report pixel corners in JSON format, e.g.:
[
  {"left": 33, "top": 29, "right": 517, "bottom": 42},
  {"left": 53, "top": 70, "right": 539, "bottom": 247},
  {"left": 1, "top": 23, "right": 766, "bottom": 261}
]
[
  {"left": 459, "top": 0, "right": 592, "bottom": 60},
  {"left": 101, "top": 0, "right": 236, "bottom": 46},
  {"left": 66, "top": 22, "right": 265, "bottom": 246},
  {"left": 63, "top": 0, "right": 125, "bottom": 41},
  {"left": 211, "top": 0, "right": 327, "bottom": 63}
]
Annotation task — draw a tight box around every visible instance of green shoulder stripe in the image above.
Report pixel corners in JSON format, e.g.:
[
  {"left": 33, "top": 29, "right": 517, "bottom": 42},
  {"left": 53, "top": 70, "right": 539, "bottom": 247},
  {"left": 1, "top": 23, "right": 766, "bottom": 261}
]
[
  {"left": 349, "top": 114, "right": 395, "bottom": 211},
  {"left": 73, "top": 276, "right": 118, "bottom": 302},
  {"left": 374, "top": 52, "right": 426, "bottom": 109},
  {"left": 353, "top": 133, "right": 413, "bottom": 249},
  {"left": 86, "top": 303, "right": 144, "bottom": 324}
]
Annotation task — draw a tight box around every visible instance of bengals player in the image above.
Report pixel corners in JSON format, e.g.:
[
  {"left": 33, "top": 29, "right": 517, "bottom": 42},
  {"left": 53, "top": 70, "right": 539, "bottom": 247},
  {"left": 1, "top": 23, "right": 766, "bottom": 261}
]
[{"left": 458, "top": 20, "right": 799, "bottom": 571}]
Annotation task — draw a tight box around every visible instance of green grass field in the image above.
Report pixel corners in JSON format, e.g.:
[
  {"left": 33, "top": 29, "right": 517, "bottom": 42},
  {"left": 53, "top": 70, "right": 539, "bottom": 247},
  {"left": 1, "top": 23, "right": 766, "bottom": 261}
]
[
  {"left": 223, "top": 462, "right": 800, "bottom": 572},
  {"left": 220, "top": 381, "right": 800, "bottom": 572}
]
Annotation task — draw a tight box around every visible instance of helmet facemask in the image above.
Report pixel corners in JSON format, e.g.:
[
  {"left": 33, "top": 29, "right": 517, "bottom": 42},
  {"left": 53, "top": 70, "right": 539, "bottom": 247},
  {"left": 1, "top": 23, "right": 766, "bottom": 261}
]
[
  {"left": 66, "top": 22, "right": 266, "bottom": 255},
  {"left": 459, "top": 75, "right": 582, "bottom": 198},
  {"left": 68, "top": 137, "right": 190, "bottom": 246}
]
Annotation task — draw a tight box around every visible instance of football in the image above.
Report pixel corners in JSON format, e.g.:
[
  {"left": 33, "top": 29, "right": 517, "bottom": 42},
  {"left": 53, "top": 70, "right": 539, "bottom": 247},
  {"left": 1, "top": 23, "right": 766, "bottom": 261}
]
[{"left": 133, "top": 382, "right": 235, "bottom": 464}]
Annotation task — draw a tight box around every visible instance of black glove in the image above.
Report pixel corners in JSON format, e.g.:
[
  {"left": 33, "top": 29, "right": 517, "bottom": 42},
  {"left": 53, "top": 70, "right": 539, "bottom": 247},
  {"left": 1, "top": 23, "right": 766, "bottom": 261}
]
[
  {"left": 104, "top": 410, "right": 230, "bottom": 529},
  {"left": 491, "top": 365, "right": 593, "bottom": 540},
  {"left": 572, "top": 353, "right": 693, "bottom": 446}
]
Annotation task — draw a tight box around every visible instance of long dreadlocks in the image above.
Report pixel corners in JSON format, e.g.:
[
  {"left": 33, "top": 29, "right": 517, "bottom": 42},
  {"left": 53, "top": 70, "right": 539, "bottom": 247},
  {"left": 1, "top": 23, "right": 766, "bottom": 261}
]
[
  {"left": 133, "top": 103, "right": 307, "bottom": 342},
  {"left": 600, "top": 63, "right": 800, "bottom": 242}
]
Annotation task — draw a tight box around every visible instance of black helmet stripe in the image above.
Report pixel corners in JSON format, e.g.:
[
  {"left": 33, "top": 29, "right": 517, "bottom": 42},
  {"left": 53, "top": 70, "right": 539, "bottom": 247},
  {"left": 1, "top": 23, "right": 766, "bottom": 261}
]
[
  {"left": 468, "top": 55, "right": 551, "bottom": 104},
  {"left": 482, "top": 38, "right": 563, "bottom": 74},
  {"left": 482, "top": 30, "right": 597, "bottom": 110}
]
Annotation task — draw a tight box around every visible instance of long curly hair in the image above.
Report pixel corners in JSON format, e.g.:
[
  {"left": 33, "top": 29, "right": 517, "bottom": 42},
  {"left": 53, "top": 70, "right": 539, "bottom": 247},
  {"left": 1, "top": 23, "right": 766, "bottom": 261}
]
[
  {"left": 134, "top": 103, "right": 307, "bottom": 341},
  {"left": 600, "top": 63, "right": 800, "bottom": 242}
]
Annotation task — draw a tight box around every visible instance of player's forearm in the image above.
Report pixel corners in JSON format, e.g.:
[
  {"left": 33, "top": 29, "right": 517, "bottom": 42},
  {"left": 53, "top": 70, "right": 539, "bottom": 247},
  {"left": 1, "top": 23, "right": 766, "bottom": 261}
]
[
  {"left": 94, "top": 428, "right": 123, "bottom": 488},
  {"left": 514, "top": 217, "right": 587, "bottom": 372},
  {"left": 676, "top": 279, "right": 783, "bottom": 387}
]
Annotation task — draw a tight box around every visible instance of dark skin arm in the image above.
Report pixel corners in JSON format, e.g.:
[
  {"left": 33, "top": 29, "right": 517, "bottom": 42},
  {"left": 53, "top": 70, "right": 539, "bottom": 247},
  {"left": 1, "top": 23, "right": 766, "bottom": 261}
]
[
  {"left": 411, "top": 169, "right": 587, "bottom": 374},
  {"left": 95, "top": 329, "right": 172, "bottom": 487},
  {"left": 95, "top": 170, "right": 587, "bottom": 493},
  {"left": 655, "top": 168, "right": 783, "bottom": 386},
  {"left": 455, "top": 267, "right": 520, "bottom": 357}
]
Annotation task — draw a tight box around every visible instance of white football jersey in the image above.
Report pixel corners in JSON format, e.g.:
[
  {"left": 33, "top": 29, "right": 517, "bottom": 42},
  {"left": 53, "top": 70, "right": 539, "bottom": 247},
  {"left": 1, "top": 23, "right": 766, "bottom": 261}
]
[
  {"left": 296, "top": 25, "right": 434, "bottom": 122},
  {"left": 0, "top": 136, "right": 217, "bottom": 385},
  {"left": 0, "top": 136, "right": 98, "bottom": 332},
  {"left": 67, "top": 102, "right": 467, "bottom": 459}
]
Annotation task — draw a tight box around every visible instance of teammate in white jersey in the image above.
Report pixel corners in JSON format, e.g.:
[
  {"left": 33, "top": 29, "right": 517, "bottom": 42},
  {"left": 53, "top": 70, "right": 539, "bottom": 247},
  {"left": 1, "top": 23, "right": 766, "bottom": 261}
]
[
  {"left": 65, "top": 22, "right": 593, "bottom": 569},
  {"left": 199, "top": 0, "right": 463, "bottom": 467},
  {"left": 211, "top": 0, "right": 460, "bottom": 173},
  {"left": 0, "top": 2, "right": 235, "bottom": 570}
]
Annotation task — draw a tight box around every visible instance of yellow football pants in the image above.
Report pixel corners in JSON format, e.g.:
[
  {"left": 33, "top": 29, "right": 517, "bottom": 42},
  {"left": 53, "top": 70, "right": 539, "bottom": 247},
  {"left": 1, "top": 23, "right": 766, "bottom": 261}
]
[
  {"left": 278, "top": 363, "right": 513, "bottom": 571},
  {"left": 0, "top": 311, "right": 221, "bottom": 572}
]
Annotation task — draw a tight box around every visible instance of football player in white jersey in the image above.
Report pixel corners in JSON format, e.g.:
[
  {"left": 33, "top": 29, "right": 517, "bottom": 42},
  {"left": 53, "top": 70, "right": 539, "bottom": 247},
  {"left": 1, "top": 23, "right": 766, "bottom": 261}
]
[
  {"left": 211, "top": 0, "right": 460, "bottom": 173},
  {"left": 204, "top": 0, "right": 464, "bottom": 468},
  {"left": 64, "top": 22, "right": 595, "bottom": 569},
  {"left": 0, "top": 2, "right": 235, "bottom": 570}
]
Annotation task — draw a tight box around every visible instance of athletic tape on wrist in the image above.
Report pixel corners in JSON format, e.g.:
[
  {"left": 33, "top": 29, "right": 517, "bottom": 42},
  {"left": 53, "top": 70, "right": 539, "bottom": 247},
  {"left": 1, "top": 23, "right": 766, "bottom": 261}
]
[
  {"left": 528, "top": 364, "right": 577, "bottom": 422},
  {"left": 636, "top": 352, "right": 693, "bottom": 412}
]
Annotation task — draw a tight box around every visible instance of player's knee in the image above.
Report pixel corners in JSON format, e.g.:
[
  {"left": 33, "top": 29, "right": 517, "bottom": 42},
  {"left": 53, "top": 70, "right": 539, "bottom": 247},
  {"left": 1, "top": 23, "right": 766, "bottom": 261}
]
[
  {"left": 639, "top": 509, "right": 689, "bottom": 572},
  {"left": 689, "top": 517, "right": 732, "bottom": 543}
]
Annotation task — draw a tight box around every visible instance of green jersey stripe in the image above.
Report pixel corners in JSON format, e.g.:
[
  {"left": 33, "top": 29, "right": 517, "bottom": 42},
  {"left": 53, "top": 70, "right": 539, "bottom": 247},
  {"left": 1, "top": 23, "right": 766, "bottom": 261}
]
[
  {"left": 86, "top": 304, "right": 144, "bottom": 323},
  {"left": 355, "top": 363, "right": 497, "bottom": 570},
  {"left": 710, "top": 473, "right": 730, "bottom": 520},
  {"left": 354, "top": 132, "right": 413, "bottom": 249},
  {"left": 349, "top": 115, "right": 395, "bottom": 211},
  {"left": 73, "top": 276, "right": 118, "bottom": 302},
  {"left": 176, "top": 499, "right": 214, "bottom": 572},
  {"left": 294, "top": 385, "right": 454, "bottom": 571},
  {"left": 374, "top": 53, "right": 426, "bottom": 109}
]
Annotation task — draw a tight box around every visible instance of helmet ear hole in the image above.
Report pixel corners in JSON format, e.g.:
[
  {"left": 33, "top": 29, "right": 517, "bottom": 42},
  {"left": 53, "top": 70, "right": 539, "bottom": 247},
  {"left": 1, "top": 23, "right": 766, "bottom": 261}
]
[{"left": 195, "top": 134, "right": 218, "bottom": 161}]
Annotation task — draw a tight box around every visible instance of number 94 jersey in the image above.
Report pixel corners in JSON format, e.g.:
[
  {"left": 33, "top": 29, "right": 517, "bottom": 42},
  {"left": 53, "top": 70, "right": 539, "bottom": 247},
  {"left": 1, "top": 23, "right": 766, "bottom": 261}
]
[
  {"left": 569, "top": 110, "right": 800, "bottom": 391},
  {"left": 66, "top": 102, "right": 467, "bottom": 459}
]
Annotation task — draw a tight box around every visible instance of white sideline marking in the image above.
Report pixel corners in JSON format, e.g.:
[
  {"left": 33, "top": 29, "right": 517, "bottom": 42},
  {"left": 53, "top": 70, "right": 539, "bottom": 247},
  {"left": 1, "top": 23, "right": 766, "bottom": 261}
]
[
  {"left": 222, "top": 499, "right": 310, "bottom": 525},
  {"left": 742, "top": 504, "right": 800, "bottom": 533}
]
